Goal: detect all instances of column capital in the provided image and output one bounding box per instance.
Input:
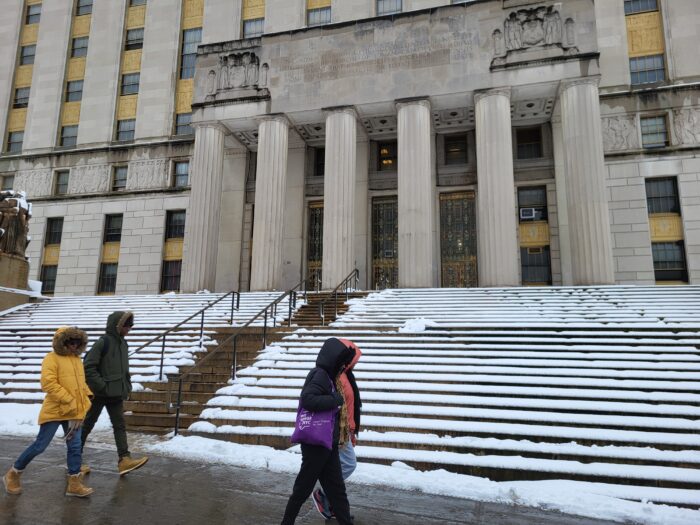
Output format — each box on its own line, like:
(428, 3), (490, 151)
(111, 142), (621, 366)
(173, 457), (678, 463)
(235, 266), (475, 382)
(474, 87), (511, 104)
(395, 97), (431, 112)
(322, 105), (358, 119)
(256, 113), (291, 127)
(191, 121), (229, 135)
(559, 76), (601, 95)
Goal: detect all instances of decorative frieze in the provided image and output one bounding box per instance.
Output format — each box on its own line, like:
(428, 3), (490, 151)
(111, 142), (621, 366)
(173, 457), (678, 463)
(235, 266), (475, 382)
(203, 47), (270, 104)
(14, 169), (52, 198)
(68, 165), (110, 195)
(673, 108), (700, 146)
(126, 159), (170, 191)
(602, 116), (639, 152)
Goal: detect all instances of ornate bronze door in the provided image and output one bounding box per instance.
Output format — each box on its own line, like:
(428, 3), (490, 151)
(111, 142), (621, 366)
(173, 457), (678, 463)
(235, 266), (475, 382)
(372, 196), (398, 289)
(306, 202), (323, 290)
(440, 191), (477, 287)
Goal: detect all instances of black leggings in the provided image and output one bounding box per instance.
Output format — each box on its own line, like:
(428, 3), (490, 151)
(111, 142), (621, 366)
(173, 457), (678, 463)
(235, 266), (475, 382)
(281, 443), (352, 525)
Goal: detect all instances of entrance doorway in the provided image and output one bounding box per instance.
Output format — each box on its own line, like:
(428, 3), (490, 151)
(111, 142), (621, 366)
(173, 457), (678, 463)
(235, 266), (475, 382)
(306, 202), (323, 290)
(372, 196), (398, 289)
(440, 191), (477, 287)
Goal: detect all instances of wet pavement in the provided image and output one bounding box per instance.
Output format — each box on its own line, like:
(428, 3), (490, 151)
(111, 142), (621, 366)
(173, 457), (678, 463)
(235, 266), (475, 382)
(0, 435), (621, 525)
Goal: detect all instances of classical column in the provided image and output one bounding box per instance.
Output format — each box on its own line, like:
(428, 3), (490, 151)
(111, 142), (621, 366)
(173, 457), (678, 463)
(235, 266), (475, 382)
(551, 110), (574, 285)
(250, 115), (289, 291)
(559, 77), (615, 284)
(397, 98), (436, 288)
(474, 88), (520, 287)
(181, 123), (226, 292)
(322, 107), (357, 289)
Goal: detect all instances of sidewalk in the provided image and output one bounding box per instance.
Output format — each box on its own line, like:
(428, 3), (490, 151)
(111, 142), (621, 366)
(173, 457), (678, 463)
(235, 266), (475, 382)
(0, 436), (620, 525)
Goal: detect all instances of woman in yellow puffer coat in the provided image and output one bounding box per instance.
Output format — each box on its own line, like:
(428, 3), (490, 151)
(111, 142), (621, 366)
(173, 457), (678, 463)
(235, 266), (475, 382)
(2, 326), (95, 498)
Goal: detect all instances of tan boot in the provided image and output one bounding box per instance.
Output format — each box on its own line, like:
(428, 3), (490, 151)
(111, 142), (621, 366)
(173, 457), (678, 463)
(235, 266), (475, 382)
(117, 455), (148, 476)
(65, 473), (93, 497)
(3, 467), (22, 495)
(80, 464), (91, 475)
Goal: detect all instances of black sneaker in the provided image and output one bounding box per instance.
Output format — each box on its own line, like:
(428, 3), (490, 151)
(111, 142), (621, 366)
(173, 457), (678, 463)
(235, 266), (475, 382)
(312, 489), (333, 520)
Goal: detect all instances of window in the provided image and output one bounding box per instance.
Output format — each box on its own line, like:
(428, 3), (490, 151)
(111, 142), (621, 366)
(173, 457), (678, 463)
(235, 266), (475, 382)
(40, 265), (57, 295)
(165, 210), (186, 239)
(518, 186), (548, 222)
(45, 217), (63, 245)
(60, 126), (78, 147)
(130, 0), (147, 5)
(71, 37), (88, 58)
(13, 87), (30, 108)
(652, 241), (688, 282)
(26, 3), (41, 24)
(175, 113), (193, 135)
(103, 214), (123, 243)
(112, 166), (128, 191)
(645, 177), (680, 214)
(173, 161), (189, 187)
(243, 18), (264, 38)
(98, 263), (118, 294)
(521, 246), (552, 285)
(179, 28), (202, 79)
(444, 134), (467, 165)
(624, 0), (657, 15)
(630, 54), (665, 85)
(377, 141), (397, 171)
(377, 0), (402, 15)
(7, 132), (23, 153)
(116, 119), (135, 141)
(20, 45), (36, 65)
(65, 80), (83, 102)
(120, 73), (140, 95)
(54, 171), (69, 195)
(2, 175), (14, 190)
(516, 127), (543, 159)
(313, 148), (325, 177)
(160, 260), (182, 292)
(76, 0), (92, 16)
(307, 7), (331, 26)
(125, 28), (144, 51)
(640, 115), (668, 148)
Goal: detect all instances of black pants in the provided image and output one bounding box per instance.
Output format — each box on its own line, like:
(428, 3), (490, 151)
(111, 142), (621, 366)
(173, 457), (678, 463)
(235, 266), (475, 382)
(81, 396), (129, 459)
(281, 443), (352, 525)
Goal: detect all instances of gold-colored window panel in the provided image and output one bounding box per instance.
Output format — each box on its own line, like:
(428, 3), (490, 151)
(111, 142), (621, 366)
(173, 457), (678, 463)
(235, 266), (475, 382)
(61, 102), (81, 126)
(7, 109), (27, 133)
(20, 24), (38, 45)
(117, 95), (138, 119)
(66, 57), (86, 81)
(307, 0), (331, 9)
(175, 79), (194, 113)
(121, 50), (142, 74)
(43, 245), (61, 266)
(15, 65), (33, 88)
(519, 221), (550, 248)
(183, 0), (204, 29)
(242, 0), (265, 21)
(649, 213), (684, 242)
(27, 0), (41, 5)
(626, 12), (665, 58)
(72, 15), (91, 38)
(163, 239), (184, 261)
(127, 5), (147, 29)
(101, 242), (121, 264)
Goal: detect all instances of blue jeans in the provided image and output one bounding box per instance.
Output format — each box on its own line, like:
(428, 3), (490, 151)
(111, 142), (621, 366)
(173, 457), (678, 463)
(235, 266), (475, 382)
(318, 441), (356, 512)
(14, 421), (83, 475)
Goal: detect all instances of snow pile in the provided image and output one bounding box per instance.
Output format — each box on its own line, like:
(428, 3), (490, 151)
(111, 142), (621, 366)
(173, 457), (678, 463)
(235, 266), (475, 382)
(398, 317), (438, 333)
(0, 403), (111, 437)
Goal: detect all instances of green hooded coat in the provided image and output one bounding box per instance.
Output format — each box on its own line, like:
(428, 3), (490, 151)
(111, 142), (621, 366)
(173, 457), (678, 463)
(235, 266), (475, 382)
(83, 311), (133, 400)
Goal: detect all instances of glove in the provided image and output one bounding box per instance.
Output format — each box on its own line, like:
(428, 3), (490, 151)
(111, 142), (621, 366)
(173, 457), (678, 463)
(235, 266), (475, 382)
(333, 392), (344, 407)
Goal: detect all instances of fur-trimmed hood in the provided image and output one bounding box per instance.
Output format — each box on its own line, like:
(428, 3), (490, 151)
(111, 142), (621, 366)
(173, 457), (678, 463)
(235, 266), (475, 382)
(106, 311), (134, 337)
(52, 326), (88, 356)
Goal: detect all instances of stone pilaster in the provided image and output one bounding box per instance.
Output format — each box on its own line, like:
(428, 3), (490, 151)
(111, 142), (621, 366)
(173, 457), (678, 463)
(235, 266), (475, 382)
(551, 110), (574, 286)
(397, 98), (436, 288)
(250, 115), (289, 291)
(322, 107), (357, 289)
(559, 77), (615, 284)
(181, 123), (226, 292)
(474, 88), (520, 287)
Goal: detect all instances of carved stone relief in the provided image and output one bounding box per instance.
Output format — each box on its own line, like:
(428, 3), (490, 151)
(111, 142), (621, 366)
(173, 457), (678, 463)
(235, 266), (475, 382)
(673, 108), (700, 145)
(14, 169), (52, 198)
(601, 116), (639, 152)
(126, 159), (169, 191)
(0, 190), (31, 259)
(206, 51), (269, 101)
(68, 165), (110, 194)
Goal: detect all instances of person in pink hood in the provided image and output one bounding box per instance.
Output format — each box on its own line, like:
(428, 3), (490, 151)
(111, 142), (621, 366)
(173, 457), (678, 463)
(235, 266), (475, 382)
(312, 339), (362, 520)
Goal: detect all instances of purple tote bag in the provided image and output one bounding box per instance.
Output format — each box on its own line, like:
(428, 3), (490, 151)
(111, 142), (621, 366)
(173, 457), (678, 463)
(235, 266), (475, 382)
(290, 371), (338, 450)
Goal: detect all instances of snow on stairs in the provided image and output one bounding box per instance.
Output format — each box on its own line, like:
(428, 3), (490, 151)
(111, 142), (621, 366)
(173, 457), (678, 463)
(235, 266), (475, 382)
(290, 291), (370, 327)
(186, 286), (700, 507)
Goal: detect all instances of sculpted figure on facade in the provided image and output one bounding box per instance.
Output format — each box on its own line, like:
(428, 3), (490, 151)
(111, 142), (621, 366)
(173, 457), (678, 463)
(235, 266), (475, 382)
(69, 165), (110, 194)
(206, 50), (269, 99)
(544, 8), (562, 45)
(0, 191), (31, 259)
(602, 116), (637, 152)
(218, 55), (230, 90)
(14, 169), (52, 198)
(673, 108), (700, 145)
(499, 5), (569, 55)
(127, 159), (169, 190)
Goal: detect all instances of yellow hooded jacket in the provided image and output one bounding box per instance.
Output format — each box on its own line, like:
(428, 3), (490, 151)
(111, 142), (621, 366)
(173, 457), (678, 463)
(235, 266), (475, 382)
(38, 326), (92, 425)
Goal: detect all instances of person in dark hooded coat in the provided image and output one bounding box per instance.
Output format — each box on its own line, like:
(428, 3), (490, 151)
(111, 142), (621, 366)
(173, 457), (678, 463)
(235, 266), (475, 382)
(281, 338), (355, 525)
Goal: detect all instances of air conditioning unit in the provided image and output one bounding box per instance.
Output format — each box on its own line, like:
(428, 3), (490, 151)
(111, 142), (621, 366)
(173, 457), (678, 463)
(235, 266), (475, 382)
(520, 207), (536, 220)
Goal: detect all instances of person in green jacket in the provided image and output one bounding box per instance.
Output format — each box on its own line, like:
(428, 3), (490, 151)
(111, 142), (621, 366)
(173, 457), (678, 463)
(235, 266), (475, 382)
(81, 311), (148, 476)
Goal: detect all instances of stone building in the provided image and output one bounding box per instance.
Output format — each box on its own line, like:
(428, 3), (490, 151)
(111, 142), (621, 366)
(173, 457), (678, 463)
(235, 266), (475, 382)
(0, 0), (698, 295)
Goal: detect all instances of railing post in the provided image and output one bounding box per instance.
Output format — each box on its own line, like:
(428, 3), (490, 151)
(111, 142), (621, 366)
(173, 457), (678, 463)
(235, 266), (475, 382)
(288, 292), (293, 327)
(200, 309), (205, 345)
(159, 335), (166, 381)
(334, 289), (338, 318)
(231, 335), (238, 381)
(173, 377), (183, 437)
(320, 301), (325, 327)
(230, 292), (235, 324)
(263, 309), (268, 349)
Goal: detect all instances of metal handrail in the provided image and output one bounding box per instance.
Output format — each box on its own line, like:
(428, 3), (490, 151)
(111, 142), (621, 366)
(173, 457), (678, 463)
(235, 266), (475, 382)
(128, 291), (240, 381)
(170, 279), (310, 435)
(319, 269), (360, 326)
